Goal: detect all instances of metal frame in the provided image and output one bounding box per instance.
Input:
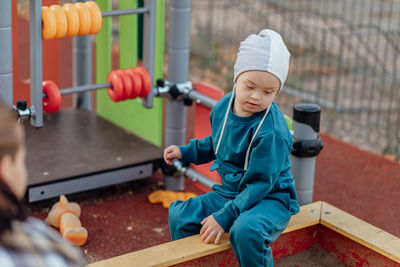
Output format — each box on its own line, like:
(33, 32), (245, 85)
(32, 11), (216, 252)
(29, 0), (42, 127)
(60, 83), (112, 96)
(142, 0), (157, 108)
(28, 163), (153, 202)
(29, 0), (158, 127)
(102, 8), (149, 17)
(164, 0), (192, 190)
(0, 0), (13, 107)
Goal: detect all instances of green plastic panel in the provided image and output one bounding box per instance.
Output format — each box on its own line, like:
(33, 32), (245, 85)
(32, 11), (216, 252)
(95, 0), (164, 147)
(284, 114), (293, 131)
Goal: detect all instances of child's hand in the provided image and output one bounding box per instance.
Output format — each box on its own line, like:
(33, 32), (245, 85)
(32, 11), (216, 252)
(163, 145), (182, 165)
(200, 215), (224, 244)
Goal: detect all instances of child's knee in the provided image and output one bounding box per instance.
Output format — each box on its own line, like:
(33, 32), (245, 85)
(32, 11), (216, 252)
(168, 201), (179, 221)
(229, 218), (262, 245)
(168, 200), (183, 226)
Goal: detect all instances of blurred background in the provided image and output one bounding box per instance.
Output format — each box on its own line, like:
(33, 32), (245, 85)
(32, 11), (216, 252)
(175, 0), (400, 160)
(16, 0), (400, 159)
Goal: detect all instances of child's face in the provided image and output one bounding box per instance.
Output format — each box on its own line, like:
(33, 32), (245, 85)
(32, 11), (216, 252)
(0, 127), (27, 199)
(233, 70), (280, 117)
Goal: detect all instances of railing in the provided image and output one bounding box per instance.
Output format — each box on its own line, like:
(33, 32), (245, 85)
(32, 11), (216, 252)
(174, 0), (400, 159)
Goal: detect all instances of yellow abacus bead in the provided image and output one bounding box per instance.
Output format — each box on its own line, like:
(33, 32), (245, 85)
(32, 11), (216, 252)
(85, 1), (102, 34)
(75, 2), (91, 36)
(62, 3), (79, 37)
(42, 6), (57, 40)
(50, 5), (67, 39)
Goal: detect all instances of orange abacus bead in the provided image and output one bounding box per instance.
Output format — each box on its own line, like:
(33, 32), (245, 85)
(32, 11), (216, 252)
(134, 66), (152, 97)
(85, 1), (102, 34)
(42, 6), (57, 40)
(42, 80), (61, 113)
(75, 2), (91, 36)
(63, 4), (80, 37)
(116, 70), (133, 101)
(125, 69), (142, 99)
(106, 71), (123, 102)
(50, 5), (68, 39)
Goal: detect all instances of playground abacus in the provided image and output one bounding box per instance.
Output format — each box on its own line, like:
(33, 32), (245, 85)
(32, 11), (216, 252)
(42, 66), (151, 113)
(12, 0), (157, 128)
(42, 2), (102, 40)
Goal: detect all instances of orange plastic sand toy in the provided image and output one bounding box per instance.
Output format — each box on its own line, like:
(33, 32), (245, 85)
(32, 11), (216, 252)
(45, 195), (88, 246)
(148, 190), (197, 208)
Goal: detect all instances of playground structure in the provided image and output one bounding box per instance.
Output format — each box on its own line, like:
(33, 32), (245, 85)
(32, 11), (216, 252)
(1, 0), (323, 204)
(3, 0), (165, 202)
(2, 0), (400, 266)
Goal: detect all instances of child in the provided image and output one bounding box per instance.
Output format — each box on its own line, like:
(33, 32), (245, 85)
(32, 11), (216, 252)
(164, 29), (300, 266)
(0, 100), (85, 267)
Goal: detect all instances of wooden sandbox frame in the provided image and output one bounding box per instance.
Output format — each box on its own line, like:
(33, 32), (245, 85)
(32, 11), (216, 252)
(88, 201), (400, 267)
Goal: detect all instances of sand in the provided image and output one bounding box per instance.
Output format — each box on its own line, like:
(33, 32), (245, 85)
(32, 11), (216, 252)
(275, 244), (347, 267)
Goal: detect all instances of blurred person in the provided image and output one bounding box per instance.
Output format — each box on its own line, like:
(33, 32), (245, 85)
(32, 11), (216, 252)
(0, 100), (85, 267)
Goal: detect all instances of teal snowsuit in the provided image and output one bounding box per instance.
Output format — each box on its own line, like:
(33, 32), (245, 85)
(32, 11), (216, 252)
(169, 92), (300, 266)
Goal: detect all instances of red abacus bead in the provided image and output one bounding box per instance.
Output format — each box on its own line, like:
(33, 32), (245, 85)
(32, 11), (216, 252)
(134, 66), (152, 97)
(42, 80), (61, 113)
(125, 68), (142, 99)
(106, 70), (123, 102)
(116, 70), (132, 101)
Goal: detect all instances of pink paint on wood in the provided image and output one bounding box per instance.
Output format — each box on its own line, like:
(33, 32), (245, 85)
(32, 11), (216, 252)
(272, 225), (320, 259)
(319, 226), (399, 267)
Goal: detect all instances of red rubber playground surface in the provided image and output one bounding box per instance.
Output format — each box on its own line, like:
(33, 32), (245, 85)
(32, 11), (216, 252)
(28, 132), (400, 264)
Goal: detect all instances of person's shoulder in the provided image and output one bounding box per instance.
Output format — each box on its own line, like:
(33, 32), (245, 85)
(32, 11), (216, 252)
(16, 217), (65, 242)
(0, 217), (84, 266)
(213, 91), (231, 112)
(260, 103), (292, 144)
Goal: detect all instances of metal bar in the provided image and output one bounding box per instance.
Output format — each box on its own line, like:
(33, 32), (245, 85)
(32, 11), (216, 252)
(141, 0), (156, 108)
(59, 82), (111, 96)
(187, 90), (217, 109)
(0, 0), (13, 107)
(101, 8), (149, 17)
(30, 0), (43, 127)
(172, 160), (217, 189)
(28, 163), (153, 202)
(73, 33), (92, 110)
(184, 168), (217, 189)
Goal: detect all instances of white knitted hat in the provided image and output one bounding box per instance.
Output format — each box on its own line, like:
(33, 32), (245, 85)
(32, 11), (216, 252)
(233, 29), (290, 91)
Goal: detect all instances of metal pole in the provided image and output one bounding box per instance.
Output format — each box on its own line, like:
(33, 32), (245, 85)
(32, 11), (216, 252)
(30, 0), (43, 127)
(173, 160), (218, 189)
(291, 103), (323, 205)
(184, 168), (218, 189)
(0, 0), (13, 107)
(74, 0), (92, 110)
(164, 0), (191, 190)
(59, 82), (111, 96)
(187, 91), (217, 109)
(102, 8), (149, 17)
(74, 34), (92, 110)
(142, 0), (157, 108)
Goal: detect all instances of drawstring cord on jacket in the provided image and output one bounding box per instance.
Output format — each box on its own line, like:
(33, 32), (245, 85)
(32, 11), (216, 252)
(215, 85), (271, 170)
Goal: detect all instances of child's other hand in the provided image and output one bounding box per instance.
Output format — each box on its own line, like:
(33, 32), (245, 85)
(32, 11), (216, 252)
(200, 215), (224, 244)
(163, 145), (182, 165)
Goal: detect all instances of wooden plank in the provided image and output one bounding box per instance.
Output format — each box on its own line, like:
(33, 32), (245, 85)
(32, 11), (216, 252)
(320, 201), (400, 263)
(319, 226), (400, 267)
(87, 201), (322, 267)
(283, 201), (321, 233)
(87, 234), (232, 267)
